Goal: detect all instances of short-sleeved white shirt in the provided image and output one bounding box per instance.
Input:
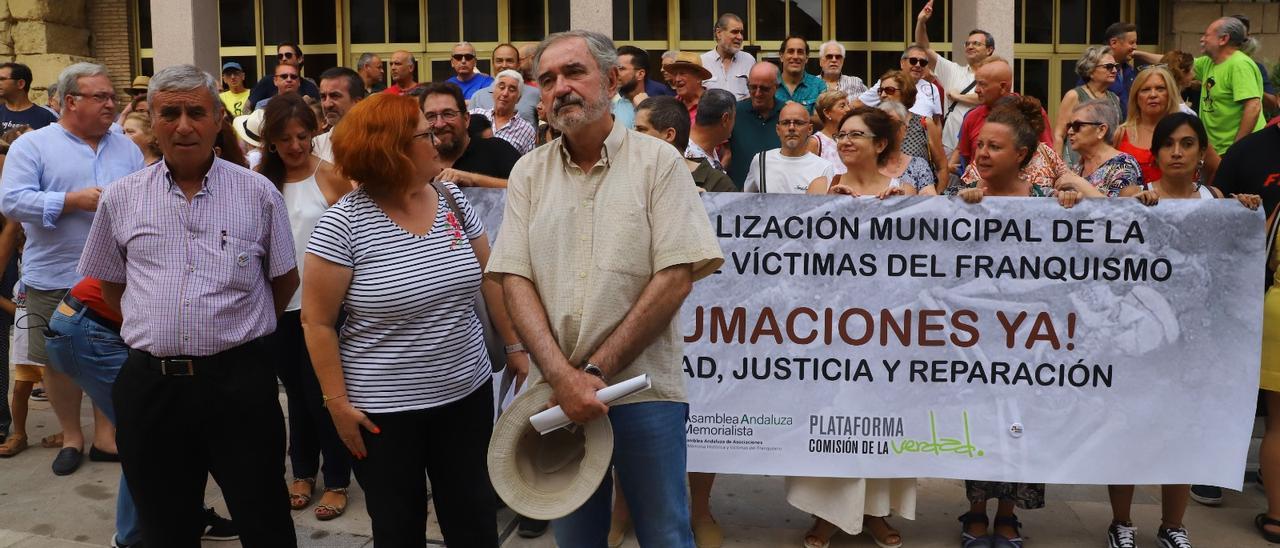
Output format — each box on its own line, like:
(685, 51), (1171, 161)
(931, 56), (978, 154)
(743, 150), (835, 194)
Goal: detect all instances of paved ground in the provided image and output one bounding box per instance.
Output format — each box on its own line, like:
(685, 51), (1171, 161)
(1, 388), (1278, 547)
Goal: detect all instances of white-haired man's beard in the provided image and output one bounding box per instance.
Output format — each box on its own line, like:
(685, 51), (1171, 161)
(548, 85), (612, 133)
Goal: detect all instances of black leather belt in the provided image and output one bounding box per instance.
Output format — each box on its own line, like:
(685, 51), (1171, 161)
(136, 338), (264, 376)
(62, 295), (121, 334)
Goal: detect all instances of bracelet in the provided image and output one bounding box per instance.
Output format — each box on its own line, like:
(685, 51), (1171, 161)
(322, 393), (348, 406)
(505, 342), (527, 354)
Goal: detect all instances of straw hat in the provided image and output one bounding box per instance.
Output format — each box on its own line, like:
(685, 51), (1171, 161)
(487, 382), (614, 520)
(232, 109), (266, 148)
(126, 75), (150, 94)
(665, 51), (713, 81)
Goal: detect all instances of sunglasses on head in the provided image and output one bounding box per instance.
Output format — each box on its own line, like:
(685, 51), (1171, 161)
(452, 53), (476, 61)
(906, 57), (929, 67)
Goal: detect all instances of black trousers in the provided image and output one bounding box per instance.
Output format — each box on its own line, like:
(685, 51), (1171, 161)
(353, 380), (498, 548)
(270, 310), (351, 488)
(113, 340), (296, 548)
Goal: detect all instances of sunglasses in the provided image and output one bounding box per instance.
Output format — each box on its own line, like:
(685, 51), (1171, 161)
(452, 53), (476, 61)
(275, 73), (300, 81)
(878, 86), (901, 95)
(905, 58), (929, 67)
(278, 51), (296, 60)
(1065, 120), (1105, 133)
(747, 84), (775, 93)
(1097, 63), (1120, 72)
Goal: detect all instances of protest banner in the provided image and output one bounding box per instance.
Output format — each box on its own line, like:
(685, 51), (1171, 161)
(466, 189), (1265, 489)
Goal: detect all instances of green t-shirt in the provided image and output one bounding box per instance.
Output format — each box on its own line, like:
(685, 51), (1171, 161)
(1194, 50), (1265, 154)
(220, 89), (250, 117)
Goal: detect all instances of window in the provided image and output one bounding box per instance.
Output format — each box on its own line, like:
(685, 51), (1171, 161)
(427, 0), (460, 43)
(390, 0), (422, 43)
(219, 0), (255, 47)
(261, 0), (299, 47)
(463, 0), (500, 42)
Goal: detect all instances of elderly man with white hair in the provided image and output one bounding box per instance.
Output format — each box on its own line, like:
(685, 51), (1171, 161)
(817, 40), (867, 103)
(469, 69), (537, 154)
(1194, 15), (1265, 154)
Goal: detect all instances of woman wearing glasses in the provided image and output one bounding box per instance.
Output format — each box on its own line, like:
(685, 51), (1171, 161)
(302, 93), (515, 547)
(876, 70), (947, 186)
(1062, 100), (1143, 197)
(1055, 46), (1122, 169)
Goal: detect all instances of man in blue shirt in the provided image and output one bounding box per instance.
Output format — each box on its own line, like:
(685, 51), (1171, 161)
(0, 62), (143, 478)
(730, 62), (784, 187)
(0, 63), (58, 132)
(775, 35), (825, 113)
(446, 42), (494, 101)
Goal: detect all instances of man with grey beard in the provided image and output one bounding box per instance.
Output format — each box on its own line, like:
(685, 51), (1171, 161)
(487, 30), (723, 547)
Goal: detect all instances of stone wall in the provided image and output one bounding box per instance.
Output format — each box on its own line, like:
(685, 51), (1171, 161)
(1170, 1), (1280, 81)
(0, 0), (133, 106)
(89, 0), (136, 94)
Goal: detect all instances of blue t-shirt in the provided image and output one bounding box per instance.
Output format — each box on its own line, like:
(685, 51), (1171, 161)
(447, 73), (495, 100)
(0, 103), (58, 133)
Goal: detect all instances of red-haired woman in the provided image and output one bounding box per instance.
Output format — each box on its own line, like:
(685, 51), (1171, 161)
(300, 93), (523, 547)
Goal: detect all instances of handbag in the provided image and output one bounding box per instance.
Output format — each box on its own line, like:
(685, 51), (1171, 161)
(431, 181), (506, 374)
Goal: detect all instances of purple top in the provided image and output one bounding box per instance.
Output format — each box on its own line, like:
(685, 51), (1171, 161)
(78, 158), (296, 357)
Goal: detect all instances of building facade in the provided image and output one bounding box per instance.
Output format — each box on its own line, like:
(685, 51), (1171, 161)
(1, 1), (1277, 116)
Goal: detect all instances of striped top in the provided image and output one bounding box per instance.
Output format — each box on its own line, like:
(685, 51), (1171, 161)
(305, 183), (490, 413)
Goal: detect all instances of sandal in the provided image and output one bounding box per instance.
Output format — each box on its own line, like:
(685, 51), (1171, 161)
(0, 433), (28, 458)
(992, 514), (1024, 548)
(1256, 513), (1280, 542)
(289, 478), (316, 510)
(958, 512), (993, 548)
(864, 515), (903, 548)
(314, 488), (348, 521)
(41, 432), (63, 448)
(802, 517), (836, 548)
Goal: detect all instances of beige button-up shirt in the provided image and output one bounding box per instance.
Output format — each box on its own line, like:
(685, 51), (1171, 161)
(487, 122), (724, 405)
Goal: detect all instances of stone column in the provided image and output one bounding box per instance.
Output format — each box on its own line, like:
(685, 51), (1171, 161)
(951, 0), (1015, 64)
(570, 0), (612, 38)
(150, 0), (219, 77)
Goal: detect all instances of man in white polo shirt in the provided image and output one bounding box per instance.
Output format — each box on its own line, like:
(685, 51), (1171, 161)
(915, 0), (994, 156)
(744, 102), (833, 194)
(701, 13), (754, 101)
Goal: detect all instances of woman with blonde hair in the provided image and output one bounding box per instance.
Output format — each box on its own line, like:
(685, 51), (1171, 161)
(808, 89), (851, 175)
(121, 112), (162, 165)
(1113, 66), (1205, 185)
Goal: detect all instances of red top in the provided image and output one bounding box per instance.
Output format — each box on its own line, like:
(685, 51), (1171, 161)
(956, 94), (1054, 161)
(1115, 130), (1161, 184)
(69, 277), (123, 325)
(383, 83), (419, 96)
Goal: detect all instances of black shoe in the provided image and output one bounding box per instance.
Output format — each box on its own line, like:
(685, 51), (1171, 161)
(1189, 484), (1222, 506)
(30, 388), (47, 401)
(202, 507), (239, 541)
(51, 447), (82, 475)
(1156, 525), (1194, 548)
(517, 516), (549, 538)
(89, 446), (120, 462)
(1107, 521), (1137, 548)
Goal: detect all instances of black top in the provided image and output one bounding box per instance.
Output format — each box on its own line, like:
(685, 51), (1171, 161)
(1, 104), (58, 132)
(452, 136), (521, 179)
(1215, 124), (1280, 217)
(245, 75), (320, 113)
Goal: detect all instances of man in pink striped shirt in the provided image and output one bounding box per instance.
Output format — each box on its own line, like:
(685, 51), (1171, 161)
(78, 64), (299, 548)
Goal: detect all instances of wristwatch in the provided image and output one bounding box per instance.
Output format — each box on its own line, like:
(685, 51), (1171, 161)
(504, 342), (527, 354)
(582, 362), (607, 382)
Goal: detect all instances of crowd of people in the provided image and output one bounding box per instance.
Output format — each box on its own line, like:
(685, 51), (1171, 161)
(0, 2), (1279, 547)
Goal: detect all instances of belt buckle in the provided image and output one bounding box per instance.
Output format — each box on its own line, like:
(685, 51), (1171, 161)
(161, 359), (195, 376)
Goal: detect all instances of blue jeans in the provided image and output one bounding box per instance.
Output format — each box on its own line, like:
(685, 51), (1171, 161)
(44, 303), (141, 545)
(553, 401), (694, 548)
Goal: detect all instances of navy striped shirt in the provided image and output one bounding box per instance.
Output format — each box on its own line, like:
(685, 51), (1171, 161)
(306, 183), (490, 413)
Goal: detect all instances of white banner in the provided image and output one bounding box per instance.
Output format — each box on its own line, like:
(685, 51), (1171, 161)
(466, 190), (1265, 489)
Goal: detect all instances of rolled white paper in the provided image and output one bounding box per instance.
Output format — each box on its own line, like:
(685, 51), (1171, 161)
(529, 374), (652, 434)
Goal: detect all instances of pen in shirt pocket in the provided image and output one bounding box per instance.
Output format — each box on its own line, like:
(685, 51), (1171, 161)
(221, 230), (227, 250)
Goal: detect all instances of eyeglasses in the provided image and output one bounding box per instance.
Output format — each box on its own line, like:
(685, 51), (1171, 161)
(1065, 120), (1105, 133)
(0, 77), (11, 81)
(835, 130), (875, 141)
(823, 54), (843, 61)
(452, 53), (477, 61)
(278, 51), (296, 60)
(413, 131), (438, 145)
(964, 40), (989, 48)
(275, 73), (300, 81)
(778, 119), (809, 128)
(424, 110), (462, 124)
(878, 86), (901, 95)
(69, 92), (117, 103)
(1097, 63), (1120, 72)
(905, 58), (929, 67)
(747, 84), (775, 93)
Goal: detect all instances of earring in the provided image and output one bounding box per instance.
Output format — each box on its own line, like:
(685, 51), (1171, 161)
(268, 144), (277, 153)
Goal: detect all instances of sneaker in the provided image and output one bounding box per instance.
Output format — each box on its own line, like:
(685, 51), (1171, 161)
(111, 534), (144, 547)
(30, 388), (47, 401)
(1189, 485), (1222, 506)
(201, 507), (238, 541)
(1156, 526), (1193, 548)
(517, 516), (549, 538)
(1107, 522), (1137, 548)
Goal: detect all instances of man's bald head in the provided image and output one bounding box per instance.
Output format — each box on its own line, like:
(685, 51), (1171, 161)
(973, 56), (1012, 106)
(747, 62), (780, 113)
(749, 61), (780, 82)
(779, 101), (808, 120)
(390, 49), (416, 87)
